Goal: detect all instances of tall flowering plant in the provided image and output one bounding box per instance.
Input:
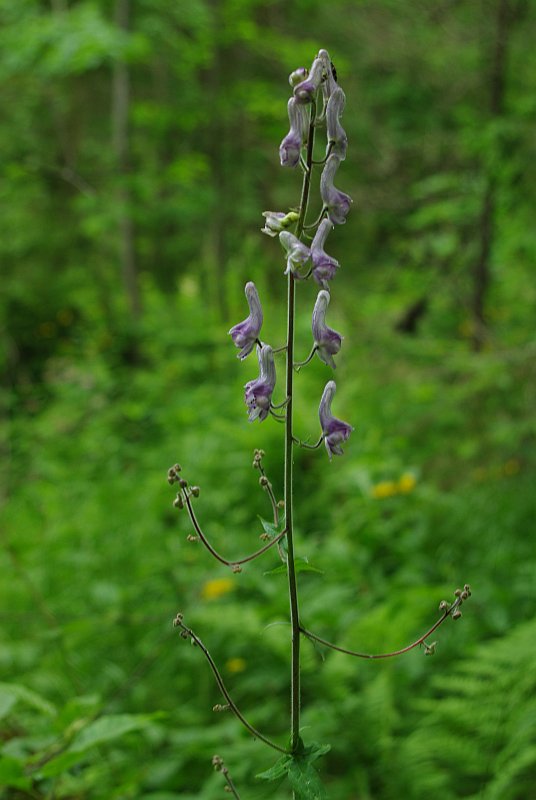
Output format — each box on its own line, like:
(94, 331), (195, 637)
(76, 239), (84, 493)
(167, 50), (471, 799)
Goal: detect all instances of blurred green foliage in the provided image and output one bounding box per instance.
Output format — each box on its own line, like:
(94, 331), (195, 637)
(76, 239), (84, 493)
(1, 0), (535, 798)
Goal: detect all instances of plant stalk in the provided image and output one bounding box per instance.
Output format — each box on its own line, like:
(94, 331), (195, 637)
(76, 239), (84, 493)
(285, 100), (317, 753)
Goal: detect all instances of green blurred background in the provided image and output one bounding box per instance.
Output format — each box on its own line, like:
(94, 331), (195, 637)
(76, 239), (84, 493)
(1, 1), (535, 798)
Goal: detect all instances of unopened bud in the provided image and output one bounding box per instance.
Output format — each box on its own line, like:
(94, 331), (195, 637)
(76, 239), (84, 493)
(186, 534), (198, 542)
(464, 583), (472, 595)
(461, 590), (469, 600)
(277, 500), (285, 509)
(224, 787), (232, 793)
(180, 630), (189, 639)
(454, 588), (462, 597)
(452, 609), (462, 620)
(190, 486), (200, 497)
(173, 495), (184, 509)
(212, 755), (224, 771)
(439, 600), (448, 611)
(289, 67), (308, 87)
(231, 564), (242, 574)
(259, 476), (269, 487)
(179, 477), (188, 489)
(173, 463), (182, 472)
(167, 476), (176, 485)
(173, 613), (184, 626)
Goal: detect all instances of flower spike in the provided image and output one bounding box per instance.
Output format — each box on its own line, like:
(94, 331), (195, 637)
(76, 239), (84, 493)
(228, 282), (263, 360)
(244, 344), (276, 422)
(320, 154), (352, 224)
(319, 380), (353, 458)
(312, 290), (343, 369)
(310, 219), (340, 287)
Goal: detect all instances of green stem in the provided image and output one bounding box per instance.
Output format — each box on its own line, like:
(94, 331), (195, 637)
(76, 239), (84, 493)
(285, 99), (317, 753)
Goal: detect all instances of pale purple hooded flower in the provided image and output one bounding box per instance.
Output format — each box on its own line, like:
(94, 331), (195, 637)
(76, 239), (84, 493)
(312, 290), (343, 369)
(320, 154), (352, 224)
(326, 87), (347, 160)
(319, 380), (353, 459)
(318, 49), (338, 119)
(310, 218), (339, 287)
(279, 231), (311, 277)
(293, 56), (325, 104)
(244, 344), (276, 422)
(280, 98), (309, 168)
(261, 210), (299, 237)
(228, 282), (263, 359)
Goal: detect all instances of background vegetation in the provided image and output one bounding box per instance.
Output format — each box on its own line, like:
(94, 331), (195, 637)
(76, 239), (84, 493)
(1, 0), (535, 797)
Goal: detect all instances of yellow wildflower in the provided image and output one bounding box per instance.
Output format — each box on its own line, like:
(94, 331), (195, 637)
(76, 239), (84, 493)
(371, 480), (398, 499)
(397, 473), (417, 493)
(201, 577), (235, 601)
(225, 658), (247, 674)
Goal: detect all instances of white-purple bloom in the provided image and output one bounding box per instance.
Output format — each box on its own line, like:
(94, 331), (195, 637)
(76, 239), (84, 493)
(228, 282), (263, 360)
(244, 344), (276, 422)
(326, 87), (347, 160)
(280, 98), (309, 168)
(279, 231), (311, 277)
(310, 218), (340, 287)
(320, 154), (352, 225)
(312, 290), (343, 369)
(261, 210), (299, 237)
(319, 380), (353, 459)
(293, 56), (325, 104)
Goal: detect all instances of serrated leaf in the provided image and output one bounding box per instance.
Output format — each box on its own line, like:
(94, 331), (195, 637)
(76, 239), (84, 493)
(0, 682), (56, 717)
(264, 557), (324, 577)
(287, 758), (327, 800)
(256, 754), (292, 781)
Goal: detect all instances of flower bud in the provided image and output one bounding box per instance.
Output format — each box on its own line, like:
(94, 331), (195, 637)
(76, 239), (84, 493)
(452, 609), (462, 620)
(289, 67), (308, 87)
(190, 486), (200, 497)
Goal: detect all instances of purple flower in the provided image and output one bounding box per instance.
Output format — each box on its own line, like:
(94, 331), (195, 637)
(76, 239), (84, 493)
(280, 98), (309, 168)
(244, 344), (276, 422)
(319, 380), (353, 459)
(261, 210), (299, 237)
(228, 282), (263, 360)
(320, 154), (352, 225)
(326, 87), (347, 160)
(279, 231), (311, 277)
(312, 290), (343, 369)
(293, 56), (325, 104)
(310, 218), (340, 287)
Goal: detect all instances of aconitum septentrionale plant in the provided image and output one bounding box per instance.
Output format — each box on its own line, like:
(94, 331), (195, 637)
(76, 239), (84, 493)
(167, 49), (471, 799)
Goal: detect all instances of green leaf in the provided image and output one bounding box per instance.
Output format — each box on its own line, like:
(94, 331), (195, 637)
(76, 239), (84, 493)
(256, 754), (293, 782)
(258, 515), (285, 537)
(264, 557), (324, 576)
(39, 714), (158, 777)
(0, 682), (56, 717)
(287, 758), (327, 800)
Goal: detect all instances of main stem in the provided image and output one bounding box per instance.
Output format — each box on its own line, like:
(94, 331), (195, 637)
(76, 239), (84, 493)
(285, 101), (316, 753)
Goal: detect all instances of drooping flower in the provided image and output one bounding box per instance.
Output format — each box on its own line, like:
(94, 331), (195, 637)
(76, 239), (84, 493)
(326, 86), (347, 160)
(319, 380), (353, 459)
(280, 98), (309, 168)
(244, 344), (276, 422)
(310, 218), (340, 287)
(293, 56), (325, 104)
(312, 290), (343, 369)
(320, 154), (352, 224)
(279, 231), (311, 277)
(228, 282), (263, 359)
(261, 210), (299, 237)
